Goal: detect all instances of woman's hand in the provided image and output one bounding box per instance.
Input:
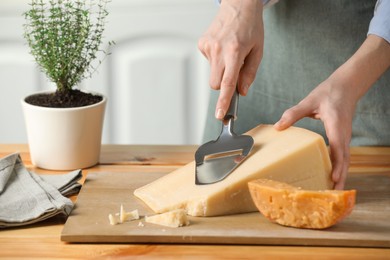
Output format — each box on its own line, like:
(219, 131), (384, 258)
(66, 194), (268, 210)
(274, 77), (357, 190)
(274, 35), (390, 190)
(198, 0), (264, 119)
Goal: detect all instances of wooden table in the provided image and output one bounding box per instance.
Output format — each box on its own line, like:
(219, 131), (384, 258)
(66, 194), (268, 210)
(0, 144), (389, 259)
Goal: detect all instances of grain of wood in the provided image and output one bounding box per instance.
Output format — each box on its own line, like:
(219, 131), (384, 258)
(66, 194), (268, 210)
(1, 145), (389, 259)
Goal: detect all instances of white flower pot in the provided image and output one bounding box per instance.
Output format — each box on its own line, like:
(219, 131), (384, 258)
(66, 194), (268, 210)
(21, 91), (106, 170)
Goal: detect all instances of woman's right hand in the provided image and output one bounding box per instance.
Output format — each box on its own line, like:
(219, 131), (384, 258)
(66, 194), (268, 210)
(198, 0), (264, 120)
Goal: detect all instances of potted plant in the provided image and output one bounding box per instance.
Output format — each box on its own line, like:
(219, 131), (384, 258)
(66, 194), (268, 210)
(21, 0), (113, 170)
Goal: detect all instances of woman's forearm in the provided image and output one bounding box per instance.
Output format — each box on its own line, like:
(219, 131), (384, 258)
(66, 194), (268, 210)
(330, 35), (390, 101)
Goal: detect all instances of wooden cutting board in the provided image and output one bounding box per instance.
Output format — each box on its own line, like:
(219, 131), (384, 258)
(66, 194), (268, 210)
(61, 171), (390, 247)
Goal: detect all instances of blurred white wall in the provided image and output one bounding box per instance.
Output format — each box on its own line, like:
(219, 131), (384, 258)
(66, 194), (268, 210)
(0, 0), (217, 145)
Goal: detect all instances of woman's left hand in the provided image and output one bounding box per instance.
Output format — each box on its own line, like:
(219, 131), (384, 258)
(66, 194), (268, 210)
(274, 76), (357, 190)
(274, 34), (390, 190)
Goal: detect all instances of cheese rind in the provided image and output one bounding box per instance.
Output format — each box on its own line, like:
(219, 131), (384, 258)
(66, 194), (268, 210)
(134, 125), (333, 217)
(248, 179), (356, 229)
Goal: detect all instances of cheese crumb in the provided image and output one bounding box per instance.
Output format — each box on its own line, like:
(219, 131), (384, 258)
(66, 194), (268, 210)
(109, 204), (141, 226)
(124, 209), (140, 222)
(145, 209), (190, 228)
(108, 214), (118, 225)
(119, 205), (140, 223)
(120, 204), (125, 223)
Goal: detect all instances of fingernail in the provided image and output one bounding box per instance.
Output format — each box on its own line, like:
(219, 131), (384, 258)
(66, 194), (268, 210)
(332, 172), (340, 182)
(274, 120), (284, 129)
(216, 108), (224, 119)
(243, 84), (249, 96)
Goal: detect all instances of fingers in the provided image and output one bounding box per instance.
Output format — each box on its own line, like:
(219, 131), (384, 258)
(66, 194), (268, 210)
(198, 0), (264, 120)
(215, 56), (242, 119)
(323, 115), (351, 190)
(329, 141), (350, 190)
(274, 100), (314, 130)
(214, 46), (263, 119)
(202, 40), (224, 91)
(209, 58), (224, 91)
(197, 36), (209, 60)
(273, 95), (351, 190)
(238, 47), (263, 96)
(199, 36), (243, 119)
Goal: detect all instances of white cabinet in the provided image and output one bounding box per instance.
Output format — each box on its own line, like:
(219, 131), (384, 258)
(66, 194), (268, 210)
(0, 0), (216, 145)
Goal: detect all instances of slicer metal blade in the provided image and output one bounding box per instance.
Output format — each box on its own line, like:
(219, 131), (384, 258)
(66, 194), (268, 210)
(195, 91), (254, 185)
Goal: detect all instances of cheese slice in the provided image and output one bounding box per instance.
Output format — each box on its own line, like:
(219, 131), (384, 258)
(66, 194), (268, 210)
(134, 125), (333, 217)
(145, 209), (190, 228)
(248, 179), (356, 229)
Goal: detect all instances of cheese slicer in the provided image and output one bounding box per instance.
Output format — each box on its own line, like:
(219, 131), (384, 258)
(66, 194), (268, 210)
(195, 90), (254, 185)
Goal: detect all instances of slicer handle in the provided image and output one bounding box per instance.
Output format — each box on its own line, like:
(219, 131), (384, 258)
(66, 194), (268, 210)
(224, 90), (239, 120)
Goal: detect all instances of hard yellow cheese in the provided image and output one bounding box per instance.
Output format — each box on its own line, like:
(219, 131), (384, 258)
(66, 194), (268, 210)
(134, 125), (333, 217)
(248, 179), (356, 229)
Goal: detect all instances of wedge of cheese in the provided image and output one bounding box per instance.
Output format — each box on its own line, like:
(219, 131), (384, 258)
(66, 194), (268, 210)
(134, 124), (333, 217)
(248, 179), (356, 229)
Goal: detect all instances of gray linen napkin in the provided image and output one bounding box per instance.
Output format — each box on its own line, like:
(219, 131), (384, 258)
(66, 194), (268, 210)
(39, 171), (82, 196)
(0, 153), (82, 228)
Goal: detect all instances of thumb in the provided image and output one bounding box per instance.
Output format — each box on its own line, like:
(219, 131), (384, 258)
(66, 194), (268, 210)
(274, 103), (311, 130)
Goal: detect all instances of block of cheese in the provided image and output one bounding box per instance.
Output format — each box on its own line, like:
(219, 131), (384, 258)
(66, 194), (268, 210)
(134, 124), (333, 217)
(248, 179), (356, 229)
(145, 209), (190, 228)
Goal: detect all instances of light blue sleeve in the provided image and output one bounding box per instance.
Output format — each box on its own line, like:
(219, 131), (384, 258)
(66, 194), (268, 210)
(368, 0), (390, 43)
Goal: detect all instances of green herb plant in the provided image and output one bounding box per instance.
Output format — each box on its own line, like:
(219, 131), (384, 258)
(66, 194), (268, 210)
(24, 0), (113, 93)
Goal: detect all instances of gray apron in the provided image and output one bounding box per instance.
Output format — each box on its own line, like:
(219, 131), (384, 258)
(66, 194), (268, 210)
(203, 0), (390, 146)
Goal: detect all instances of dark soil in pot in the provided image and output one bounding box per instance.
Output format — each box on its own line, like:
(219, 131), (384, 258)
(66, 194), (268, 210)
(25, 89), (103, 108)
